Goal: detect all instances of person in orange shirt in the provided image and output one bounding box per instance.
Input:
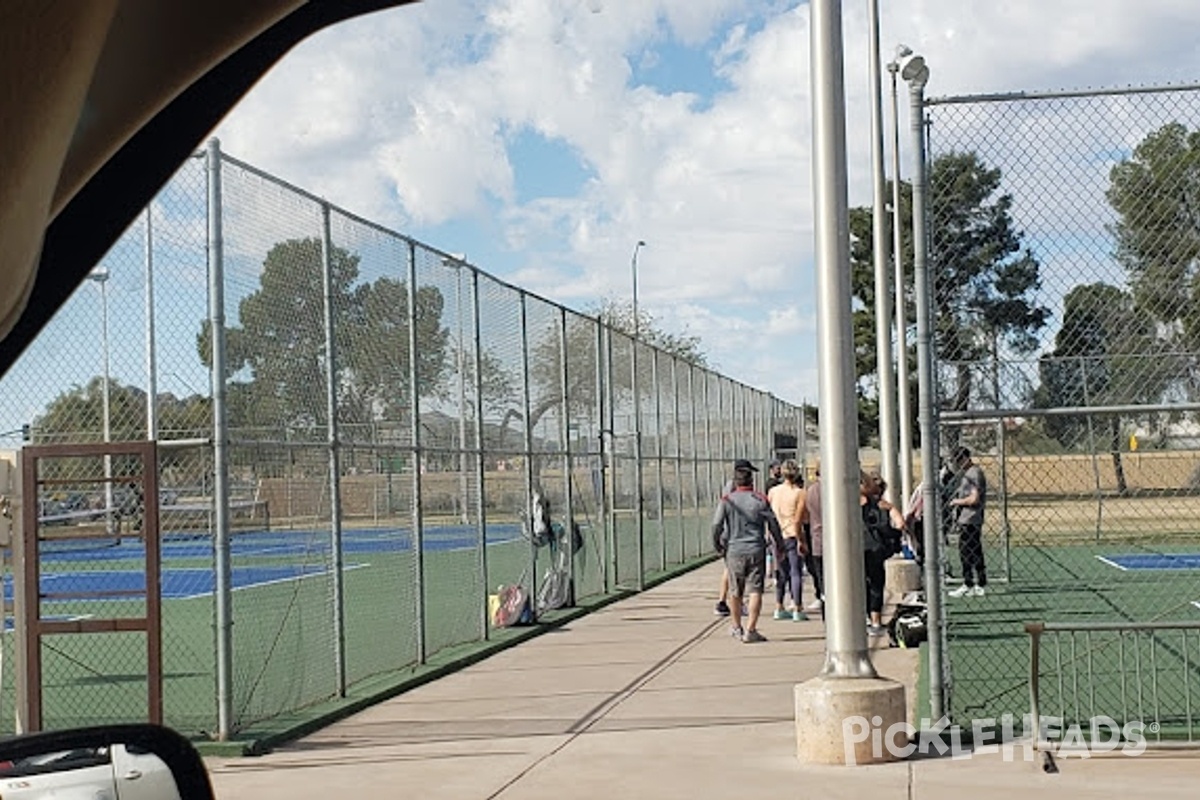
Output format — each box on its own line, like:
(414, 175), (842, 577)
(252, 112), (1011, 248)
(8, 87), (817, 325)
(767, 459), (809, 621)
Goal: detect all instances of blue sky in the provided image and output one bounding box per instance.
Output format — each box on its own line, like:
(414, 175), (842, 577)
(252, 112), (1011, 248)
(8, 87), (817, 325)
(3, 0), (1200, 440)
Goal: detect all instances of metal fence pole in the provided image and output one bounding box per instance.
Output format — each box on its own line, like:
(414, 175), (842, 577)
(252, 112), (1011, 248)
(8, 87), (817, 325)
(144, 205), (158, 440)
(688, 365), (701, 556)
(406, 241), (426, 664)
(454, 265), (470, 526)
(558, 309), (575, 602)
(889, 60), (914, 506)
(810, 0), (874, 679)
(907, 61), (945, 718)
(519, 294), (538, 605)
(652, 350), (666, 572)
(320, 204), (346, 697)
(595, 322), (611, 594)
(630, 336), (645, 591)
(702, 370), (714, 503)
(672, 358), (685, 564)
(206, 138), (234, 738)
(471, 270), (489, 638)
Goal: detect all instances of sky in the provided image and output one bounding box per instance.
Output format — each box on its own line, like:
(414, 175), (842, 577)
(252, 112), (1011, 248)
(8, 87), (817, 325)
(4, 0), (1200, 442)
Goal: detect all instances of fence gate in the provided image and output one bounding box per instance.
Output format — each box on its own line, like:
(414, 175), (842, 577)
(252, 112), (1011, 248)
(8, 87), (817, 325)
(15, 441), (161, 732)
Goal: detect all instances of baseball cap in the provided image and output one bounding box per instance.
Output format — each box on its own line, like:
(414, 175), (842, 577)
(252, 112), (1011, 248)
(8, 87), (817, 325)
(733, 458), (758, 472)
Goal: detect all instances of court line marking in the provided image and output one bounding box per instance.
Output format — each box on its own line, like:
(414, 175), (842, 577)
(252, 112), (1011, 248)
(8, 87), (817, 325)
(175, 562), (372, 601)
(1095, 555), (1129, 571)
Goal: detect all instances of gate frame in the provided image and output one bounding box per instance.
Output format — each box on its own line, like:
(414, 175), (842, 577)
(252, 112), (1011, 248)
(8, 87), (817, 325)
(15, 440), (161, 732)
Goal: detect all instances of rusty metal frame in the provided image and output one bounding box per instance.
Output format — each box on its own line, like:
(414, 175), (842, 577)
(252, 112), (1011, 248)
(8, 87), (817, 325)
(17, 441), (161, 731)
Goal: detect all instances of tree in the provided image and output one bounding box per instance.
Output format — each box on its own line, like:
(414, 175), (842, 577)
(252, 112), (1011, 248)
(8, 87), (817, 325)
(197, 237), (450, 432)
(1032, 283), (1175, 494)
(850, 153), (1049, 445)
(1107, 122), (1200, 393)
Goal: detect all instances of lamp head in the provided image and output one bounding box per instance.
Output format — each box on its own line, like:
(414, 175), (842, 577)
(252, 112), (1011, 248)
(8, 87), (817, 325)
(901, 54), (929, 89)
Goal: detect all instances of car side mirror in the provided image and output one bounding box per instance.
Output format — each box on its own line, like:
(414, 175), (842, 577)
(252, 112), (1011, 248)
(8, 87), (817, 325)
(0, 724), (213, 800)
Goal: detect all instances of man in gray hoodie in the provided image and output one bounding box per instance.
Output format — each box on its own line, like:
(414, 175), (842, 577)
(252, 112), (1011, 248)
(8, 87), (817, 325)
(712, 459), (784, 643)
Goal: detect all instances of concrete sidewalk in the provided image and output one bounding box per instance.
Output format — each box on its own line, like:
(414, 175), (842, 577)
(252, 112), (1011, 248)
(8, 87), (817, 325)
(206, 563), (1198, 799)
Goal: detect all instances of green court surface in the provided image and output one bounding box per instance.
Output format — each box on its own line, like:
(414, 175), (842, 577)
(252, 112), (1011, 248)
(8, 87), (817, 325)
(1, 509), (714, 739)
(945, 540), (1200, 737)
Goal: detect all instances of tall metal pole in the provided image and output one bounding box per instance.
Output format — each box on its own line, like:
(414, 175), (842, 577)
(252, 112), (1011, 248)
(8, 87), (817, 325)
(206, 138), (234, 738)
(672, 357), (685, 564)
(519, 294), (539, 605)
(907, 57), (945, 718)
(868, 0), (899, 506)
(90, 270), (114, 536)
(652, 349), (666, 572)
(889, 55), (915, 506)
(630, 242), (646, 590)
(558, 309), (575, 602)
(145, 206), (158, 441)
(810, 0), (874, 679)
(472, 270), (489, 637)
(595, 322), (611, 593)
(452, 260), (470, 526)
(320, 204), (346, 697)
(406, 241), (427, 664)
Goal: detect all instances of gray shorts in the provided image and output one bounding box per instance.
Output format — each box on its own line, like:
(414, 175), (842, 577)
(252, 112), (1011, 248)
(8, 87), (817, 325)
(726, 551), (766, 597)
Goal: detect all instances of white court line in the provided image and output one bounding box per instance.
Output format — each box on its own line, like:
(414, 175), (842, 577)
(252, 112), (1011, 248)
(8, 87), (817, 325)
(1095, 555), (1129, 571)
(175, 562), (371, 601)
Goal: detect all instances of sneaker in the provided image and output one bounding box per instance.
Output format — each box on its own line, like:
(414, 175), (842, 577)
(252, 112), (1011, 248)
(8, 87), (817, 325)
(714, 600), (731, 616)
(773, 609), (789, 620)
(971, 585), (986, 597)
(805, 599), (823, 613)
(742, 629), (767, 644)
(868, 624), (888, 637)
(948, 584), (972, 598)
(792, 610), (809, 622)
(731, 625), (745, 640)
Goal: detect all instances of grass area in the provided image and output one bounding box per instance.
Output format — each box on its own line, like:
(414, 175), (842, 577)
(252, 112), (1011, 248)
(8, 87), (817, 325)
(945, 538), (1200, 735)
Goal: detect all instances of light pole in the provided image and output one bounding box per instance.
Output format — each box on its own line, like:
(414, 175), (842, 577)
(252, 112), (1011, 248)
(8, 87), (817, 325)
(903, 51), (945, 721)
(630, 241), (646, 338)
(889, 45), (915, 506)
(89, 268), (114, 536)
(867, 0), (899, 507)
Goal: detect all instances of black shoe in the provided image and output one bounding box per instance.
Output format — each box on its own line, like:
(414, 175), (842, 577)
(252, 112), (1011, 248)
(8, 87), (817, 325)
(714, 600), (731, 616)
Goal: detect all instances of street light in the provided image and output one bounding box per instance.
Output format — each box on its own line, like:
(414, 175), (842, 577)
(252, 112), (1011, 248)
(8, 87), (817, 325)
(630, 240), (646, 339)
(888, 44), (915, 505)
(88, 268), (114, 536)
(867, 0), (899, 507)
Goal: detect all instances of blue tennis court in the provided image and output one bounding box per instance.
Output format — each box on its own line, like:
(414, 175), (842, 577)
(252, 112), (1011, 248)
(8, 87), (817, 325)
(1097, 553), (1200, 571)
(36, 523), (525, 565)
(3, 563), (368, 603)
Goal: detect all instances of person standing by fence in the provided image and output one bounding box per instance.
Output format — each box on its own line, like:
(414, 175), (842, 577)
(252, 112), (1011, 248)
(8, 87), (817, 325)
(948, 446), (988, 597)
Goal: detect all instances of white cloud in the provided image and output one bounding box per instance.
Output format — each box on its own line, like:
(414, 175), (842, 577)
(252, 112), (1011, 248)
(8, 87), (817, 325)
(214, 0), (1200, 405)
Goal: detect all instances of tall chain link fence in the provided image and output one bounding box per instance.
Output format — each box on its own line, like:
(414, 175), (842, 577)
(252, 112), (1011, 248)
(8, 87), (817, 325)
(926, 85), (1200, 740)
(0, 143), (798, 739)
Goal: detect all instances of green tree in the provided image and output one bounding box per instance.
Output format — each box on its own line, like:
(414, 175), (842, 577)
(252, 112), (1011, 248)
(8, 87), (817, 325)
(1107, 122), (1200, 382)
(197, 237), (450, 431)
(850, 153), (1049, 445)
(1032, 283), (1175, 494)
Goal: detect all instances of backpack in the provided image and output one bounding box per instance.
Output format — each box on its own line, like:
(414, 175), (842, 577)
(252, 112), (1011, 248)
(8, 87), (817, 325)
(887, 591), (928, 649)
(491, 580), (534, 628)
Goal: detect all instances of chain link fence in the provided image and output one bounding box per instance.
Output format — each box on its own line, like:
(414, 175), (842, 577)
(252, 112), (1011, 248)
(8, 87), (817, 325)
(925, 84), (1200, 739)
(0, 143), (798, 739)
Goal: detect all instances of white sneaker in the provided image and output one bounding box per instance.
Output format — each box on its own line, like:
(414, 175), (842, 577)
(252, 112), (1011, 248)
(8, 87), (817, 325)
(948, 584), (972, 598)
(971, 585), (986, 597)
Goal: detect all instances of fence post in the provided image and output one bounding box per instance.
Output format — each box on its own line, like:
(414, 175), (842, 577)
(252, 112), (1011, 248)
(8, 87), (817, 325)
(688, 365), (701, 557)
(206, 138), (234, 739)
(652, 349), (666, 572)
(406, 241), (426, 664)
(558, 308), (575, 602)
(320, 203), (346, 697)
(519, 294), (538, 606)
(471, 269), (488, 639)
(672, 358), (685, 564)
(908, 66), (945, 720)
(595, 321), (610, 594)
(631, 337), (645, 591)
(145, 205), (158, 441)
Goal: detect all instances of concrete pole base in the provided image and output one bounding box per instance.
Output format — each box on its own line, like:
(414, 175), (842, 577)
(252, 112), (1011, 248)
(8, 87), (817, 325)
(795, 676), (907, 765)
(885, 557), (922, 596)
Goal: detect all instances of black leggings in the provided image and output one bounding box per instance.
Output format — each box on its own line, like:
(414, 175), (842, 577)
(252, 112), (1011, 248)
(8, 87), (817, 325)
(957, 523), (987, 587)
(775, 537), (804, 607)
(864, 549), (887, 616)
